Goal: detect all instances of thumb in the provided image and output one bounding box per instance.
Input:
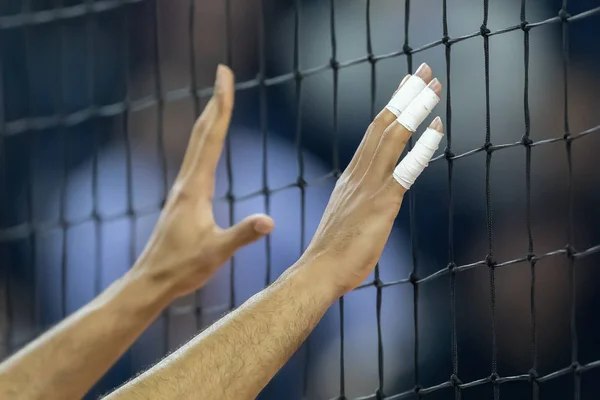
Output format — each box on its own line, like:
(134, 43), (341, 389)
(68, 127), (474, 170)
(219, 214), (274, 252)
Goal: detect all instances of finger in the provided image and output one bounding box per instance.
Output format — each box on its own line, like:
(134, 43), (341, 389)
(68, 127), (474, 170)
(218, 214), (275, 253)
(349, 63), (432, 178)
(373, 116), (443, 178)
(179, 65), (235, 187)
(389, 118), (444, 195)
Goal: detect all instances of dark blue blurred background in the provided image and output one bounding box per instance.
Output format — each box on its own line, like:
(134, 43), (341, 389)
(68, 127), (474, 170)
(2, 0), (600, 399)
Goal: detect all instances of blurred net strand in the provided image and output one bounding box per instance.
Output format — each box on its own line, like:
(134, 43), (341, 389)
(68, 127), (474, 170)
(7, 0), (600, 32)
(6, 299), (232, 355)
(4, 209), (600, 290)
(1, 117), (600, 243)
(258, 0), (272, 290)
(334, 0), (345, 398)
(0, 0), (143, 29)
(120, 0), (137, 345)
(21, 0), (38, 331)
(292, 0), (310, 395)
(0, 5), (11, 356)
(188, 0), (200, 119)
(86, 0), (103, 305)
(55, 0), (69, 323)
(2, 6), (600, 138)
(521, 0), (539, 399)
(85, 3), (110, 388)
(8, 242), (600, 342)
(148, 0), (171, 354)
(224, 0), (236, 312)
(188, 0), (203, 331)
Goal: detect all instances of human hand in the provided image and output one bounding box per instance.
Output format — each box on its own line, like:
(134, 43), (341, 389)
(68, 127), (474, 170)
(299, 63), (443, 296)
(129, 65), (274, 300)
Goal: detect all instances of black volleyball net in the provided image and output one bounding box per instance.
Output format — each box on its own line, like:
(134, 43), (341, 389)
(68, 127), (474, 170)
(2, 0), (600, 399)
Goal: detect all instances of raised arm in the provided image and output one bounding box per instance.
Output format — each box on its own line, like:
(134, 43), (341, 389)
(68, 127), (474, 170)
(0, 65), (274, 400)
(104, 63), (443, 400)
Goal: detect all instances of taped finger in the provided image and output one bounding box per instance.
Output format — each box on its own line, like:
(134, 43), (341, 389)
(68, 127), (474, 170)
(386, 74), (427, 117)
(393, 118), (444, 190)
(397, 78), (441, 133)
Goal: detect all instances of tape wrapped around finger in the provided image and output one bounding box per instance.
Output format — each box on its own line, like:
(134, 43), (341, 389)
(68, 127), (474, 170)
(393, 127), (443, 190)
(385, 76), (427, 117)
(396, 87), (440, 132)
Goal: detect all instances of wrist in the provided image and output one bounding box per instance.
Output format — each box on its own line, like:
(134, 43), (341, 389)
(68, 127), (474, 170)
(279, 258), (343, 306)
(102, 267), (174, 317)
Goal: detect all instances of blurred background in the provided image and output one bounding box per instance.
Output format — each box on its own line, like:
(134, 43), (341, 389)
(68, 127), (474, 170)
(1, 0), (600, 398)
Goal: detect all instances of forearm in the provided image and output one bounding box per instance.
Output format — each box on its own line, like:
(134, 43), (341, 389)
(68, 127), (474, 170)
(104, 261), (338, 400)
(0, 269), (171, 400)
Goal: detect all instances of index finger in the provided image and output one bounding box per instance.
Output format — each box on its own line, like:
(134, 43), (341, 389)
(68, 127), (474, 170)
(178, 65), (235, 188)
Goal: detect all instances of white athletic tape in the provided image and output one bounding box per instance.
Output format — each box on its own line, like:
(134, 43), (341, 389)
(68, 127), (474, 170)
(393, 127), (443, 190)
(385, 76), (427, 117)
(396, 87), (440, 132)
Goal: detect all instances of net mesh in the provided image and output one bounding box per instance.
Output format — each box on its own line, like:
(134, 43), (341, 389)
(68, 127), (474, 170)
(2, 0), (600, 399)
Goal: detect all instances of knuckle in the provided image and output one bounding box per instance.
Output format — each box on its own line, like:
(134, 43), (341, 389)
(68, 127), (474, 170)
(169, 180), (205, 206)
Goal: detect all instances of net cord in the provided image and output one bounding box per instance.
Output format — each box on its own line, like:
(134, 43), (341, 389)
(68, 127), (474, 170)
(480, 1), (500, 399)
(3, 8), (600, 137)
(560, 1), (581, 398)
(442, 0), (460, 398)
(520, 0), (539, 398)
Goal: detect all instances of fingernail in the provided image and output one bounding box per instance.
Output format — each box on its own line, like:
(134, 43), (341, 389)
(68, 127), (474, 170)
(254, 219), (273, 235)
(427, 78), (442, 97)
(429, 116), (443, 132)
(415, 63), (432, 81)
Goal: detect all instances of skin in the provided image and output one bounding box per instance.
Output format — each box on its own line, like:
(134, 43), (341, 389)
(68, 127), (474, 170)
(0, 63), (442, 400)
(104, 64), (442, 400)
